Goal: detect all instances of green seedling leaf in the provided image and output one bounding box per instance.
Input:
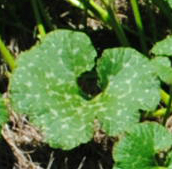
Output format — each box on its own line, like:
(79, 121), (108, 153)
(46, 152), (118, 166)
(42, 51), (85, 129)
(151, 36), (172, 56)
(9, 30), (161, 150)
(9, 30), (97, 149)
(151, 57), (172, 84)
(96, 48), (160, 136)
(113, 122), (172, 169)
(0, 94), (9, 138)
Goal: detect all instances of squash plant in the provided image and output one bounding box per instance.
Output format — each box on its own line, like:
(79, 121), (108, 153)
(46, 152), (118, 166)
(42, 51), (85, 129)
(9, 30), (160, 149)
(113, 122), (172, 169)
(0, 29), (170, 168)
(1, 0), (172, 168)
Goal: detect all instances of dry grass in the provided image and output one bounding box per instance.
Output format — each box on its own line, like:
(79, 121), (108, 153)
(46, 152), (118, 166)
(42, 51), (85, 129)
(2, 110), (43, 169)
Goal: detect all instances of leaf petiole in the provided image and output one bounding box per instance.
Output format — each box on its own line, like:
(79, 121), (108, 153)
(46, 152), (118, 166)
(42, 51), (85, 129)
(31, 0), (46, 38)
(0, 36), (16, 71)
(163, 86), (172, 125)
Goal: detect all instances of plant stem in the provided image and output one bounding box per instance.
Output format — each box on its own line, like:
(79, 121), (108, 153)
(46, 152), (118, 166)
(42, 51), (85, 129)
(36, 0), (55, 30)
(68, 0), (153, 45)
(163, 86), (172, 125)
(0, 36), (16, 71)
(151, 89), (172, 118)
(74, 0), (129, 46)
(68, 0), (85, 9)
(160, 89), (170, 106)
(130, 0), (148, 54)
(82, 0), (111, 25)
(152, 108), (167, 117)
(31, 0), (46, 38)
(106, 4), (130, 46)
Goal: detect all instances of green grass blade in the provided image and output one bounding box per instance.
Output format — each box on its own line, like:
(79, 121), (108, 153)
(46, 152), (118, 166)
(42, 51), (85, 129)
(0, 36), (16, 71)
(31, 0), (46, 38)
(130, 0), (148, 54)
(36, 0), (55, 30)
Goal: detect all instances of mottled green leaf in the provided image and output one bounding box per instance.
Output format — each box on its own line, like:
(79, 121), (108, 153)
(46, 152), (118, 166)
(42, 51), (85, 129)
(9, 30), (161, 150)
(113, 122), (172, 169)
(96, 48), (160, 136)
(151, 36), (172, 56)
(151, 57), (172, 84)
(0, 95), (8, 138)
(10, 30), (97, 149)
